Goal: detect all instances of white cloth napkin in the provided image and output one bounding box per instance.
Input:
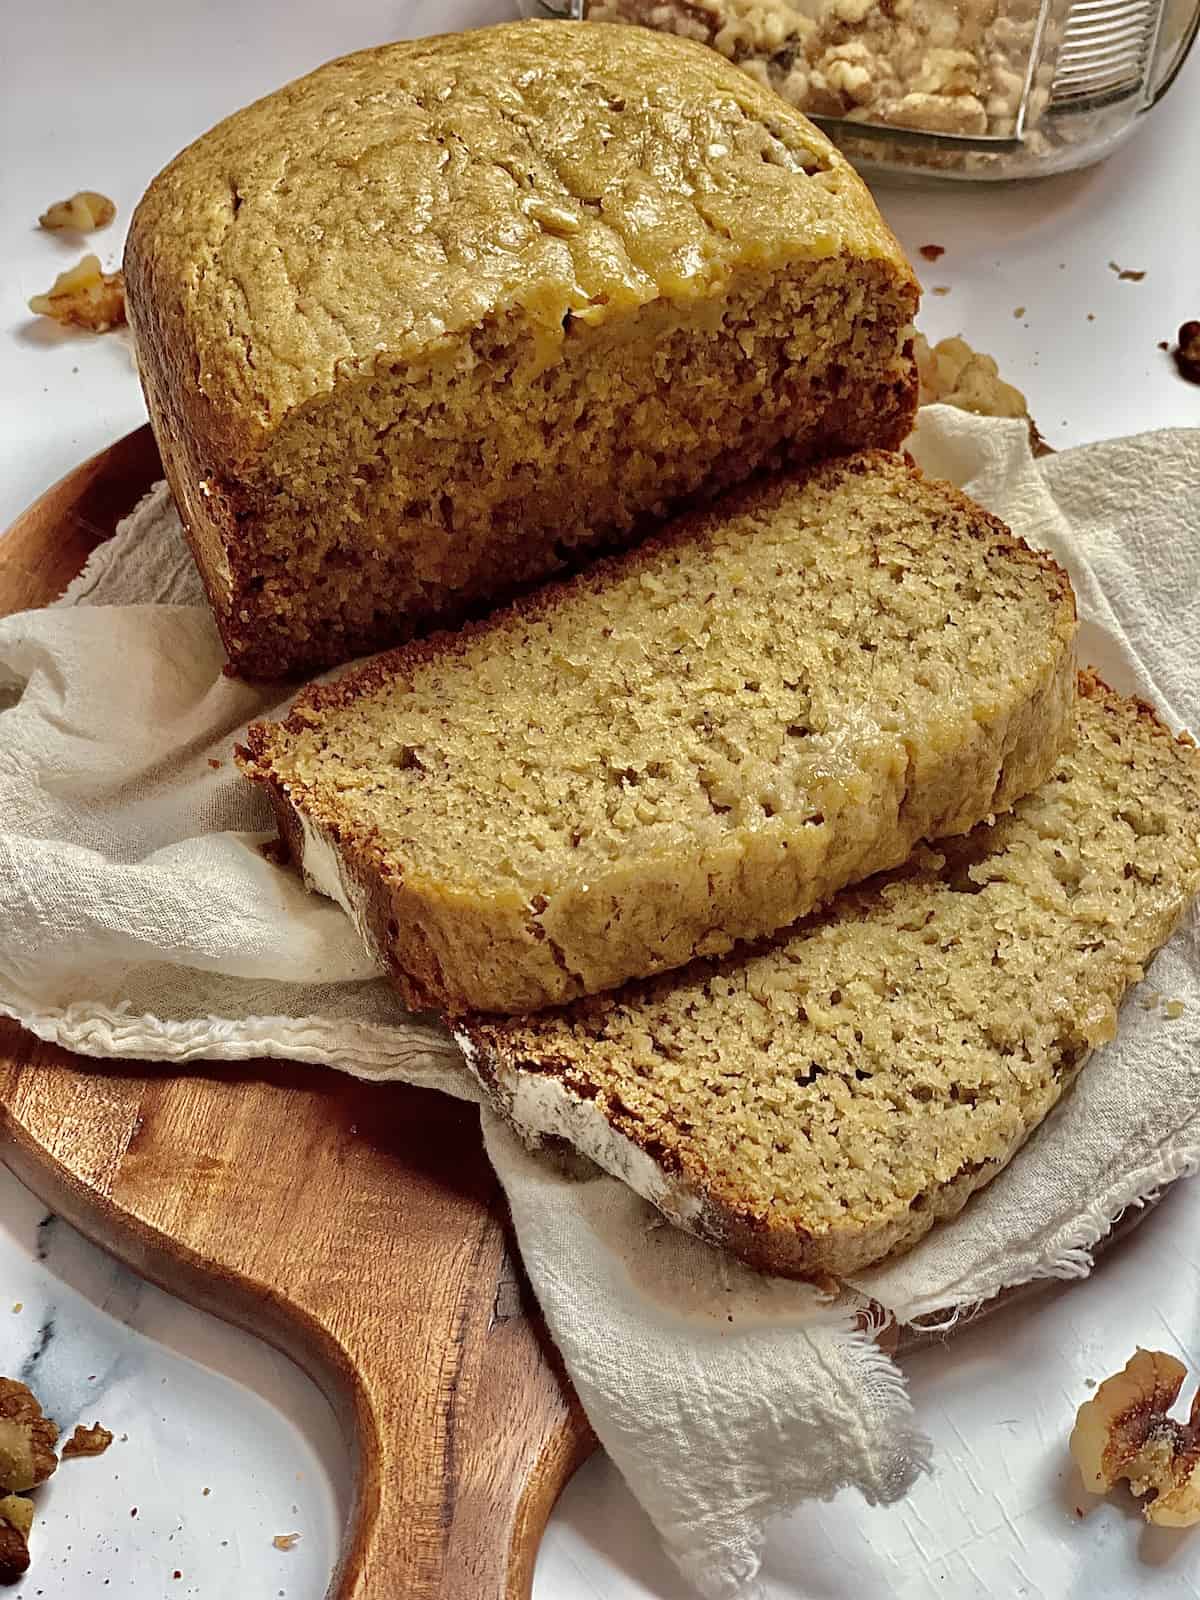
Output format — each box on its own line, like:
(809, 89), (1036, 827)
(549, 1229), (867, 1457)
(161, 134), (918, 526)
(2, 407), (1199, 1598)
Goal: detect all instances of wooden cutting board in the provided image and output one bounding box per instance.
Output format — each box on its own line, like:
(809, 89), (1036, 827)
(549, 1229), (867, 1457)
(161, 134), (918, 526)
(0, 428), (595, 1599)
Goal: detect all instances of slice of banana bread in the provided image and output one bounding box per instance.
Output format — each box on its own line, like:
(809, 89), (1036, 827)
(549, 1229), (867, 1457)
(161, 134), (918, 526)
(459, 674), (1200, 1278)
(240, 452), (1076, 1015)
(125, 19), (919, 678)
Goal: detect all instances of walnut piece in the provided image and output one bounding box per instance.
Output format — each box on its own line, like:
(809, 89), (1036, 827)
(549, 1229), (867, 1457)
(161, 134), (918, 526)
(0, 1496), (33, 1584)
(1071, 1349), (1200, 1526)
(1174, 321), (1200, 387)
(28, 255), (126, 333)
(0, 1379), (59, 1494)
(0, 1498), (31, 1542)
(914, 334), (1028, 419)
(38, 191), (116, 232)
(591, 0), (1039, 145)
(891, 89), (988, 135)
(62, 1423), (113, 1460)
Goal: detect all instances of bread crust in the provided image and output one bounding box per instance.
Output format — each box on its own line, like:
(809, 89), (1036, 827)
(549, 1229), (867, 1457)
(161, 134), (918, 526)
(125, 20), (919, 678)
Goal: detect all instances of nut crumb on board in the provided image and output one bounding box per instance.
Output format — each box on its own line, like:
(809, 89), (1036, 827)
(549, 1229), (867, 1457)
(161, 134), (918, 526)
(62, 1423), (113, 1460)
(931, 285), (951, 295)
(1013, 306), (1026, 318)
(918, 244), (945, 261)
(273, 1533), (301, 1551)
(38, 191), (116, 232)
(1108, 262), (1146, 282)
(28, 255), (126, 333)
(208, 758), (223, 770)
(1174, 322), (1200, 386)
(1071, 1349), (1200, 1526)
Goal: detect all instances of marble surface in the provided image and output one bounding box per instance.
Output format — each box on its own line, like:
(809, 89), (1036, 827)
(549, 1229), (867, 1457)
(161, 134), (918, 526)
(0, 1162), (346, 1597)
(3, 0), (1200, 1596)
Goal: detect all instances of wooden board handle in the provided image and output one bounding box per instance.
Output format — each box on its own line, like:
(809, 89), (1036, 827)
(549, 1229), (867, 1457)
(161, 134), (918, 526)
(0, 433), (595, 1597)
(1, 1039), (594, 1599)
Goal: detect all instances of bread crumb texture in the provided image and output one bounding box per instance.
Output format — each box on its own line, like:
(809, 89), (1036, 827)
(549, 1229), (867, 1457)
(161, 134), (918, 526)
(125, 19), (918, 676)
(464, 675), (1200, 1276)
(244, 452), (1076, 1013)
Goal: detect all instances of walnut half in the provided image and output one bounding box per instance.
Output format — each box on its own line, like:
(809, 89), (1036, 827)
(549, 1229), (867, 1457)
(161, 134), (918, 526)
(1071, 1349), (1200, 1526)
(0, 1495), (33, 1584)
(28, 255), (126, 333)
(0, 1379), (59, 1495)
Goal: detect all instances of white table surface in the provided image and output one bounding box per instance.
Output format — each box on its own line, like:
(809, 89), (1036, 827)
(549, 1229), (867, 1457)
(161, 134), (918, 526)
(2, 4), (1199, 1597)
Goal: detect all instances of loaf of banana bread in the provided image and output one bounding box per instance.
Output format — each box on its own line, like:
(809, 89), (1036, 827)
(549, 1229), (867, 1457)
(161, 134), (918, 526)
(126, 20), (920, 677)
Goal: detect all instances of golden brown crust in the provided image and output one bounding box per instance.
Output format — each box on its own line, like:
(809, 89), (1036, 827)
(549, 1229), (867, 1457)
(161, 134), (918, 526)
(127, 20), (919, 679)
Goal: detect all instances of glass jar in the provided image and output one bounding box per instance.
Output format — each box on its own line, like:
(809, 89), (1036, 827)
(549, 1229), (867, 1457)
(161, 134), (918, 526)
(520, 0), (1198, 179)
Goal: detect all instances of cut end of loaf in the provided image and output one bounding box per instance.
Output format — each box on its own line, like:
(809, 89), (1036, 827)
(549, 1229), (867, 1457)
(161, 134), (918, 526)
(190, 259), (918, 679)
(461, 673), (1200, 1278)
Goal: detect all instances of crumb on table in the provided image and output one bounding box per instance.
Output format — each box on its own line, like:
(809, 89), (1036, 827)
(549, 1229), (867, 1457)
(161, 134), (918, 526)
(62, 1423), (113, 1460)
(273, 1532), (301, 1551)
(918, 244), (945, 261)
